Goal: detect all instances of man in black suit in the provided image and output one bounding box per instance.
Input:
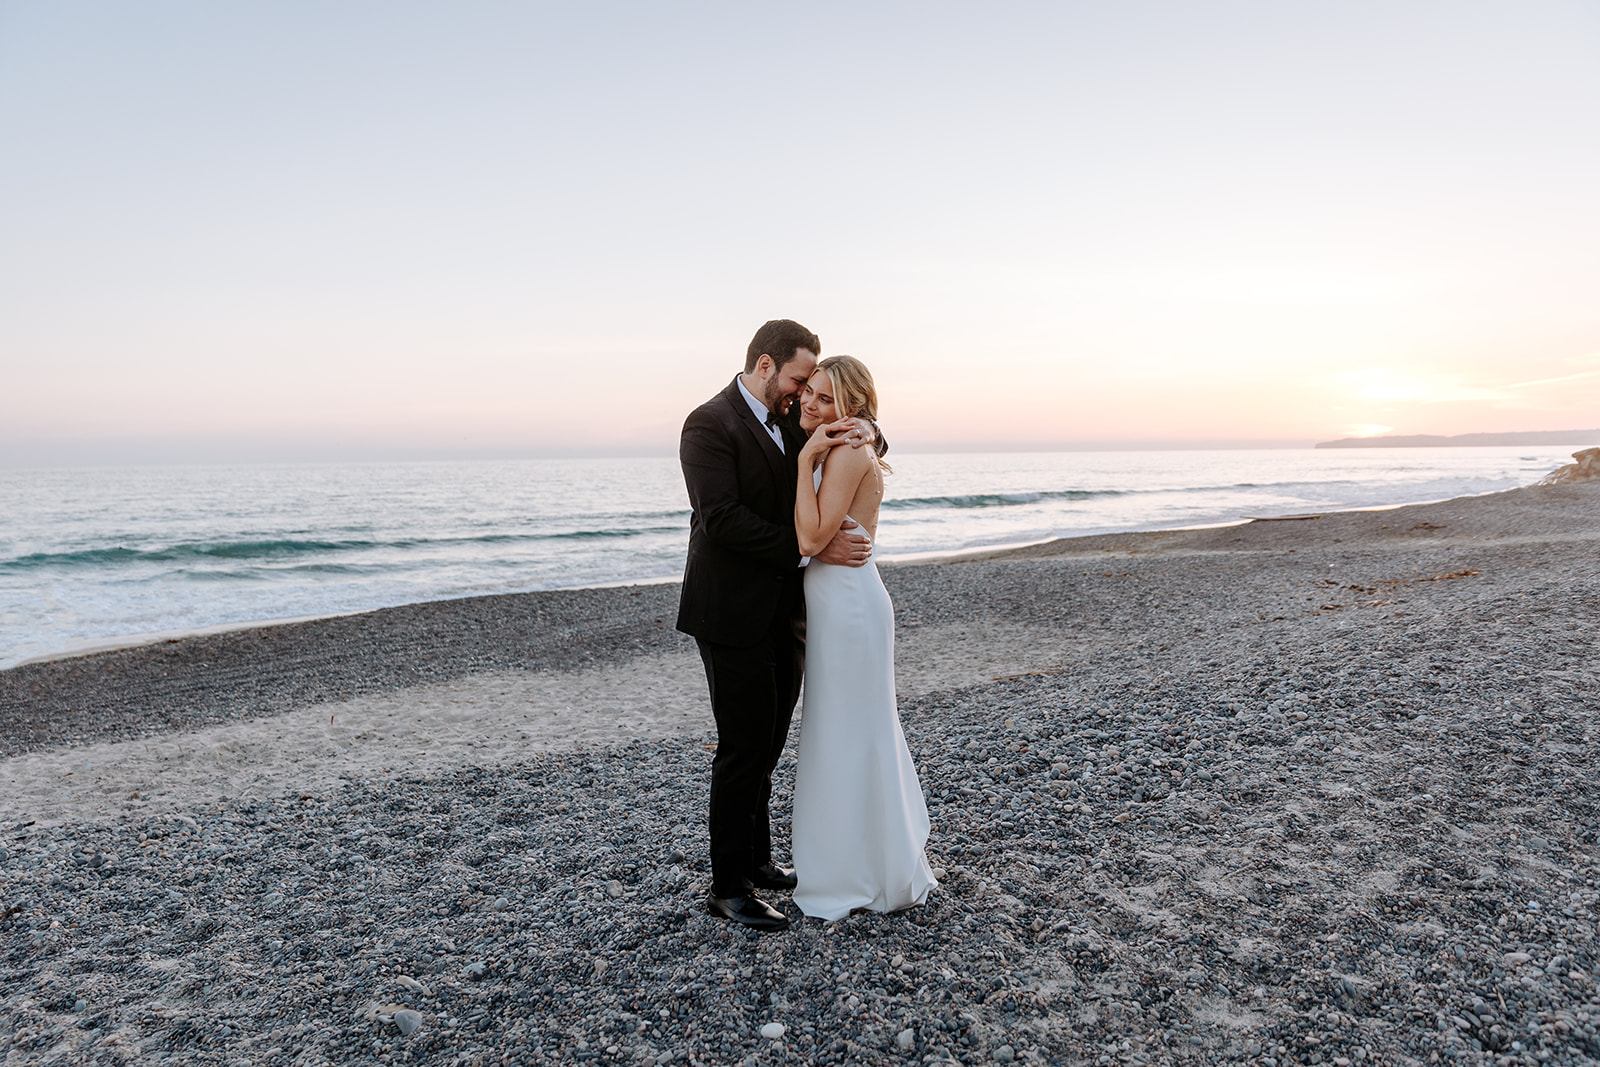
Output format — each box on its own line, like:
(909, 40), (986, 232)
(677, 319), (876, 932)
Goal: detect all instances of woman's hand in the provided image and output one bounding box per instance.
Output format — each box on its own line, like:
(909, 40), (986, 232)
(800, 418), (858, 469)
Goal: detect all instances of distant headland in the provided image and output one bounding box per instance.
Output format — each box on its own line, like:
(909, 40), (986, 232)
(1315, 429), (1600, 449)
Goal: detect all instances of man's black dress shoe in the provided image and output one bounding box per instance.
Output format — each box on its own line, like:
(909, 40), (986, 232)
(747, 862), (798, 891)
(705, 893), (790, 932)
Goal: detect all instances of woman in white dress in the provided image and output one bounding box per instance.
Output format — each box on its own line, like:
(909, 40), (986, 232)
(789, 356), (937, 921)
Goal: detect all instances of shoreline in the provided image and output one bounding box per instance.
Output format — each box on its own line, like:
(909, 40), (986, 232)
(2, 483), (1557, 672)
(6, 609), (371, 671)
(2, 479), (1593, 762)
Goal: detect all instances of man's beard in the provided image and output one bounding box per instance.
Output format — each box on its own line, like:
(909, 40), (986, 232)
(763, 379), (791, 415)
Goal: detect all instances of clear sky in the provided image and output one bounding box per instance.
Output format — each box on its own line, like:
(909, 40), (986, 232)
(2, 1), (1597, 463)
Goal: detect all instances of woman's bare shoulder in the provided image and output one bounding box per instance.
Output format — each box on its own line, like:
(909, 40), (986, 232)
(825, 440), (876, 479)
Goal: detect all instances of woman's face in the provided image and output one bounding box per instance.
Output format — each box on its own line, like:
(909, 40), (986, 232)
(798, 369), (839, 433)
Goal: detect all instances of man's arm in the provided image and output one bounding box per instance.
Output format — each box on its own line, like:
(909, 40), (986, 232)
(831, 417), (888, 457)
(812, 518), (873, 566)
(680, 408), (801, 570)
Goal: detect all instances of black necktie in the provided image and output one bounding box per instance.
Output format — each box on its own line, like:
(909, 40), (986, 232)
(764, 411), (781, 433)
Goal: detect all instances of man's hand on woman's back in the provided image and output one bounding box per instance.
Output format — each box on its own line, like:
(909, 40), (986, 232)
(813, 518), (872, 567)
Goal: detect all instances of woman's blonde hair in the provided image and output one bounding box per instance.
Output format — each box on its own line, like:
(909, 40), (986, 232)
(818, 355), (891, 473)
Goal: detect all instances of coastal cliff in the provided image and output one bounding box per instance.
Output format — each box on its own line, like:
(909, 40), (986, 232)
(1317, 429), (1600, 448)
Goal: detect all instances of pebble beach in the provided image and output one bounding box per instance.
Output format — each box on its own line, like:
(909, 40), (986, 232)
(1, 481), (1597, 1067)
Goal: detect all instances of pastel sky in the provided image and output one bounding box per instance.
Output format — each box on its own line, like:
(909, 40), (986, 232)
(2, 1), (1597, 463)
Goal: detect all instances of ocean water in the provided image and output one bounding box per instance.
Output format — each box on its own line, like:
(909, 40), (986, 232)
(0, 446), (1573, 667)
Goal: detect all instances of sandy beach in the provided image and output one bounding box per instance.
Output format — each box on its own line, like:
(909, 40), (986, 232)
(1, 482), (1596, 1066)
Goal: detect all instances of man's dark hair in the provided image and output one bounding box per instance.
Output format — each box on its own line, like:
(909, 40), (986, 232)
(745, 319), (821, 373)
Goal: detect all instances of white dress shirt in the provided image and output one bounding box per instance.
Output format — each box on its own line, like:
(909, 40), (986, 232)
(737, 376), (784, 454)
(737, 375), (810, 564)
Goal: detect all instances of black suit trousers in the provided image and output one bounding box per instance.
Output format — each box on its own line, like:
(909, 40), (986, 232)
(696, 608), (805, 897)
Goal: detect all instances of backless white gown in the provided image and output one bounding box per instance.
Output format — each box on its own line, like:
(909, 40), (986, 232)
(792, 483), (936, 920)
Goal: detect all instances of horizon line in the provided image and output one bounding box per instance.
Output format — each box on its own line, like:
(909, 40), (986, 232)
(1, 438), (1339, 469)
(4, 435), (1589, 470)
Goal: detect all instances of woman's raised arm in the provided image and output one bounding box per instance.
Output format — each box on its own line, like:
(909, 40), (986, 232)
(795, 422), (873, 557)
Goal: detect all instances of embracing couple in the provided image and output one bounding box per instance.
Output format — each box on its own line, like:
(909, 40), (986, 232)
(676, 319), (937, 932)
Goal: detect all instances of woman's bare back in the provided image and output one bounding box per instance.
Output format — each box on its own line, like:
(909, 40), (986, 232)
(821, 448), (885, 542)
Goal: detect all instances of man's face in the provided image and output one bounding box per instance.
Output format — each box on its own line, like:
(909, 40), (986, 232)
(760, 348), (817, 415)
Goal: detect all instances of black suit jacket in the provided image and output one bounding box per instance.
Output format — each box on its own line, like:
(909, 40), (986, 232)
(676, 377), (807, 646)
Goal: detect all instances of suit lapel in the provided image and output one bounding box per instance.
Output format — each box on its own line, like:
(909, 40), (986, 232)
(722, 377), (790, 488)
(778, 413), (806, 458)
